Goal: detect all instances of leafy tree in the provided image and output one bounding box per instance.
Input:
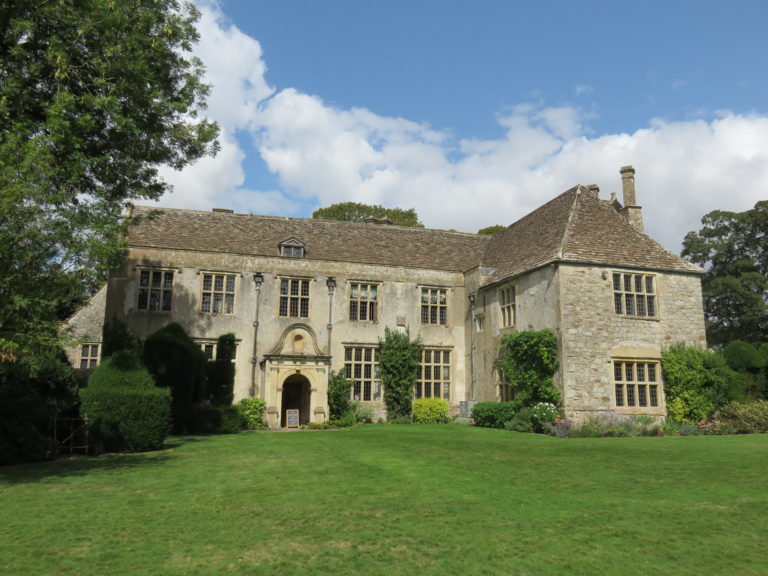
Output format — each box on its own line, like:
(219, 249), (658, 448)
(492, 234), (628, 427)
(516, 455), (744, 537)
(682, 201), (768, 345)
(0, 0), (219, 357)
(312, 202), (424, 227)
(497, 328), (560, 407)
(379, 327), (421, 420)
(477, 224), (506, 236)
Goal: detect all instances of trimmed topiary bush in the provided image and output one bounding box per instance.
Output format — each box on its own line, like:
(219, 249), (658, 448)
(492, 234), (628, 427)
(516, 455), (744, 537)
(144, 323), (207, 433)
(413, 397), (449, 424)
(80, 354), (171, 453)
(239, 397), (268, 430)
(207, 333), (236, 406)
(471, 401), (518, 429)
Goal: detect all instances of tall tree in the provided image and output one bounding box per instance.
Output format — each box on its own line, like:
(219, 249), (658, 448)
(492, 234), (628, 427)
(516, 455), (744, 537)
(0, 0), (219, 356)
(682, 201), (768, 346)
(312, 202), (424, 227)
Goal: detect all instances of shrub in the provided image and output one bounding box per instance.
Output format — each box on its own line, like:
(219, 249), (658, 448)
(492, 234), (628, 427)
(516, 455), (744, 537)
(0, 352), (78, 465)
(716, 400), (768, 434)
(330, 410), (356, 428)
(186, 403), (221, 434)
(564, 414), (661, 438)
(504, 408), (533, 432)
(80, 356), (170, 453)
(327, 369), (353, 420)
(471, 401), (518, 429)
(451, 417), (472, 426)
(413, 397), (449, 424)
(662, 343), (731, 421)
(350, 401), (375, 424)
(215, 405), (242, 434)
(239, 397), (268, 430)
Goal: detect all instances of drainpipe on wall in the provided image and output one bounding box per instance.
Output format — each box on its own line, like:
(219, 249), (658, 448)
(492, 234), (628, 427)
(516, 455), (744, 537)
(468, 292), (477, 401)
(326, 277), (336, 356)
(250, 272), (264, 397)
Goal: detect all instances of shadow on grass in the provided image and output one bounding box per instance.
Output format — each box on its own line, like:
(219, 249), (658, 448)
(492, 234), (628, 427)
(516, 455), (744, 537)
(0, 435), (210, 485)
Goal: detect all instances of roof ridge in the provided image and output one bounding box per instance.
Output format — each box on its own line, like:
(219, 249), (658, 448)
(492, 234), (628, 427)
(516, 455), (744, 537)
(130, 204), (485, 238)
(557, 186), (583, 260)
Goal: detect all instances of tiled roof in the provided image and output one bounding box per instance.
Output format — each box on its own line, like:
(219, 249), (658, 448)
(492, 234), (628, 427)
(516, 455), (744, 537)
(127, 185), (701, 281)
(481, 186), (702, 284)
(126, 206), (490, 273)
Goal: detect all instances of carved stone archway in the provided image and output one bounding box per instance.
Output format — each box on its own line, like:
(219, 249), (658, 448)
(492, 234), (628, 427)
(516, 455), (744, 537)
(263, 323), (330, 428)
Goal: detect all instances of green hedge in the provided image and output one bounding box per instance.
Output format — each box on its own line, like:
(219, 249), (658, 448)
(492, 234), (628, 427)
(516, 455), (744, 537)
(471, 401), (519, 429)
(413, 397), (449, 423)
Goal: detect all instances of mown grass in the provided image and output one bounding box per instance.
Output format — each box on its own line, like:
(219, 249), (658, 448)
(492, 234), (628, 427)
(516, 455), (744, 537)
(1, 426), (767, 575)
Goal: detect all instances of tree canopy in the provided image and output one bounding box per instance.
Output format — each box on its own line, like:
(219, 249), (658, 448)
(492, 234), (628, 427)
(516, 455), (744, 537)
(312, 202), (423, 227)
(477, 224), (506, 236)
(682, 201), (768, 346)
(0, 0), (219, 356)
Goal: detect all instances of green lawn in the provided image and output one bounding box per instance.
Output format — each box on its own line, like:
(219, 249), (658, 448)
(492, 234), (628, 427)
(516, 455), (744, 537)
(1, 426), (767, 575)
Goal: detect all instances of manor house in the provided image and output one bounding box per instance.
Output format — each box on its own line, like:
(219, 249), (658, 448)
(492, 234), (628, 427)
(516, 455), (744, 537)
(66, 166), (706, 426)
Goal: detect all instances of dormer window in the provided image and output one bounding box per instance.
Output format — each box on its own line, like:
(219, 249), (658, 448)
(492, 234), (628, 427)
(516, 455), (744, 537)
(279, 237), (305, 258)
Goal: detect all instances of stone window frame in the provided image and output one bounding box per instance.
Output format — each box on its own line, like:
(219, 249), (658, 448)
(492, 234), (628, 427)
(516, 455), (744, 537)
(612, 271), (657, 318)
(344, 345), (381, 402)
(420, 286), (448, 326)
(279, 277), (311, 319)
(79, 343), (100, 370)
(416, 348), (451, 400)
(137, 268), (174, 312)
(499, 284), (516, 328)
(195, 338), (239, 362)
(349, 281), (379, 323)
(200, 272), (237, 316)
(613, 359), (661, 409)
(278, 237), (305, 258)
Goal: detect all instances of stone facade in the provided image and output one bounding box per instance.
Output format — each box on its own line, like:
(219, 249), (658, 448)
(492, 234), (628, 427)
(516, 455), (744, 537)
(66, 167), (707, 425)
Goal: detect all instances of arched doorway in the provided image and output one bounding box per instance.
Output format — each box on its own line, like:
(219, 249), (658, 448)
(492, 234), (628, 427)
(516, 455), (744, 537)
(281, 374), (311, 427)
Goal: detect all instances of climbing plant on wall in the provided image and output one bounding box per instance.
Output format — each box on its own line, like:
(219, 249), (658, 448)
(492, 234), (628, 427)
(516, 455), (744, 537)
(498, 328), (560, 407)
(379, 327), (422, 420)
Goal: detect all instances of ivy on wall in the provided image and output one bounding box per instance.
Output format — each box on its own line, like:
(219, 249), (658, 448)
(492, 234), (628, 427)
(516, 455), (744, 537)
(498, 328), (560, 407)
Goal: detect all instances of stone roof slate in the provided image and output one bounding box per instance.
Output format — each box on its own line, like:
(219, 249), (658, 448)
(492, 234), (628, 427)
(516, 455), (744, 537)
(127, 185), (701, 281)
(481, 186), (702, 285)
(126, 206), (490, 273)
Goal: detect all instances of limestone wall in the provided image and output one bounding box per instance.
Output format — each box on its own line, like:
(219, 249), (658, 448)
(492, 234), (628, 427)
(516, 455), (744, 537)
(104, 247), (469, 418)
(557, 264), (706, 422)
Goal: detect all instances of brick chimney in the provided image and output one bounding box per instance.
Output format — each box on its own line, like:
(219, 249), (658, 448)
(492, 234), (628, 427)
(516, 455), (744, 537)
(619, 165), (643, 232)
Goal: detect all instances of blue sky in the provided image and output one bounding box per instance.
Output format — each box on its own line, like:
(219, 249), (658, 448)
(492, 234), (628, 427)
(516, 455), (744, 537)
(159, 0), (768, 252)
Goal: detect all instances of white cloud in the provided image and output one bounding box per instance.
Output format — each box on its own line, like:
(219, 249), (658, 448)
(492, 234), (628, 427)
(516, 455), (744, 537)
(159, 3), (768, 255)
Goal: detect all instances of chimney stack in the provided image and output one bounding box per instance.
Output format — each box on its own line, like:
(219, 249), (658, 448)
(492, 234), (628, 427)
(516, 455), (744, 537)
(618, 165), (643, 232)
(620, 165), (636, 206)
